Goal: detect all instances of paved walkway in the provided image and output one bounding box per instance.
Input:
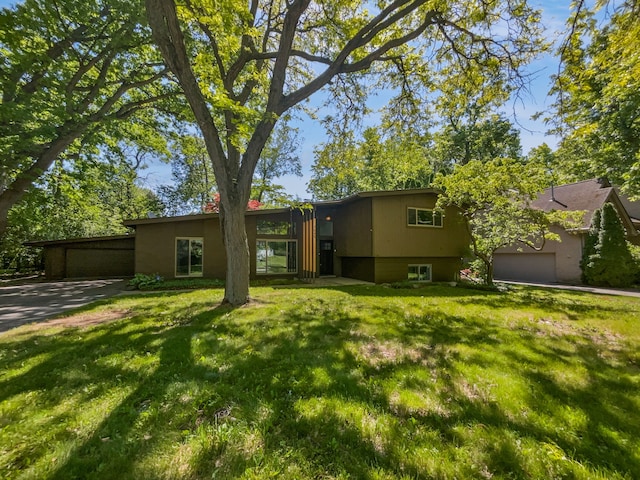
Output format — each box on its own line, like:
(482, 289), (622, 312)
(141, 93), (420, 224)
(501, 280), (640, 298)
(0, 279), (128, 333)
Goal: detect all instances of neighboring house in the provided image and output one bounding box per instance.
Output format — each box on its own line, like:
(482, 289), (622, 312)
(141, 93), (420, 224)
(122, 188), (469, 284)
(494, 179), (640, 284)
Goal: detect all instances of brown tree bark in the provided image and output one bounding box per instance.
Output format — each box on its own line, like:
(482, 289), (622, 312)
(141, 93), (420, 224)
(219, 199), (251, 305)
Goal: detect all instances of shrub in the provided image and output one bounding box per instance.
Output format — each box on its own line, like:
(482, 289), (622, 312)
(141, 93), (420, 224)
(128, 273), (163, 290)
(581, 203), (635, 287)
(629, 243), (640, 285)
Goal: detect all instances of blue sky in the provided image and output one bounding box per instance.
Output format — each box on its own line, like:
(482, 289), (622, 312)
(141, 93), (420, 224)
(0, 0), (575, 198)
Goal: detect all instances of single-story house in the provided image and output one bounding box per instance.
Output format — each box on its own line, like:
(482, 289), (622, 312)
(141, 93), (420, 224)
(123, 188), (469, 284)
(494, 178), (640, 284)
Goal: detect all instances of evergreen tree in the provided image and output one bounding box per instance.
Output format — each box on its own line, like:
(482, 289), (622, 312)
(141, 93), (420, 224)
(580, 208), (601, 284)
(581, 203), (634, 287)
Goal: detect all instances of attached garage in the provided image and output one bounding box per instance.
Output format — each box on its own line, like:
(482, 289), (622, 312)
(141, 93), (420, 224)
(494, 253), (557, 283)
(25, 235), (135, 280)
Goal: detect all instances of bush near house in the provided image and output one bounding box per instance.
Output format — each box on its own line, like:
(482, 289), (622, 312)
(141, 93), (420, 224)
(581, 203), (636, 287)
(629, 243), (640, 285)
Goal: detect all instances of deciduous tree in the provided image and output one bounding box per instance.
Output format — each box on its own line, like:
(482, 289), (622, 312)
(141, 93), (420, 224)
(145, 0), (544, 304)
(552, 0), (640, 196)
(308, 126), (433, 199)
(0, 0), (175, 236)
(434, 159), (556, 285)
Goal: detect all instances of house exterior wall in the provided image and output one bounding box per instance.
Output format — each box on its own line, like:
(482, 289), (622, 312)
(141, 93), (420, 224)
(44, 247), (66, 280)
(130, 190), (468, 284)
(333, 198), (373, 257)
(134, 211), (302, 280)
(370, 194), (468, 258)
(374, 257), (461, 283)
(494, 226), (584, 283)
(40, 237), (135, 280)
(134, 217), (226, 279)
(341, 257), (375, 282)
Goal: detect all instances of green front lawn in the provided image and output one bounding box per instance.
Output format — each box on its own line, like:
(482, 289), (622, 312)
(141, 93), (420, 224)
(1, 285), (639, 479)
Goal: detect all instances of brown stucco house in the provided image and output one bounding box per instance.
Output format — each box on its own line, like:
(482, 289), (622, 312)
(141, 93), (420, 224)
(123, 188), (469, 284)
(494, 179), (640, 284)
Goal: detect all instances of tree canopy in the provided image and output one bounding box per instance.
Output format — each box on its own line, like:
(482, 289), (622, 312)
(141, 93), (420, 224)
(0, 0), (175, 236)
(145, 0), (545, 304)
(551, 0), (640, 196)
(434, 158), (557, 285)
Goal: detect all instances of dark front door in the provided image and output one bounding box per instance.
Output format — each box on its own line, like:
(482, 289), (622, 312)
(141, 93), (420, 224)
(319, 240), (334, 275)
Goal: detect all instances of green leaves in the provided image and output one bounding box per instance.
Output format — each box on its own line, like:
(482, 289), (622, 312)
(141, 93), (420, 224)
(581, 203), (636, 287)
(553, 1), (640, 196)
(0, 0), (176, 235)
(434, 158), (552, 285)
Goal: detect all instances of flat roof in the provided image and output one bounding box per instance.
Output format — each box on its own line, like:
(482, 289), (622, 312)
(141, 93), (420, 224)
(24, 234), (134, 247)
(124, 207), (293, 227)
(125, 189), (442, 226)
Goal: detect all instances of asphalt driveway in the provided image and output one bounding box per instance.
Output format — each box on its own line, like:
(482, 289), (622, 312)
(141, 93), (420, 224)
(0, 278), (127, 333)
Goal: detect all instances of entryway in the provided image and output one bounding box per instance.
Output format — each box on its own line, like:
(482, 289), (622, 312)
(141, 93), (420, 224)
(319, 240), (334, 275)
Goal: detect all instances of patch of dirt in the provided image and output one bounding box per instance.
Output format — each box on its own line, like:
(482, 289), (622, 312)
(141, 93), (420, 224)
(358, 340), (429, 367)
(35, 309), (131, 329)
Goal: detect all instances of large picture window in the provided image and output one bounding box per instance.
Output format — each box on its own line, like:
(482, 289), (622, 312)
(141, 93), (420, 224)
(256, 240), (297, 274)
(407, 207), (443, 227)
(176, 238), (203, 277)
(408, 264), (432, 282)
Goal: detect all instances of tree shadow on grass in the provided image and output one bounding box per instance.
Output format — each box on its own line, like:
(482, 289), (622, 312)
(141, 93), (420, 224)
(1, 287), (638, 479)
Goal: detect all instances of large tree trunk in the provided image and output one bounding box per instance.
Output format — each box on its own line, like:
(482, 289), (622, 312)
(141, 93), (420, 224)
(219, 200), (251, 305)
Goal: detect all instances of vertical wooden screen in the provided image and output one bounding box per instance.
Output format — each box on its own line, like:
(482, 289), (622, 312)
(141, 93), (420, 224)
(301, 208), (317, 282)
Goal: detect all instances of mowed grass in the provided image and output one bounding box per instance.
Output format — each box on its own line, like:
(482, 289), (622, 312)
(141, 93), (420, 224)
(1, 285), (639, 479)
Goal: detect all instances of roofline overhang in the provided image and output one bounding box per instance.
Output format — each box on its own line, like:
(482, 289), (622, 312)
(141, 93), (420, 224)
(125, 188), (443, 226)
(124, 207), (293, 227)
(24, 234), (135, 248)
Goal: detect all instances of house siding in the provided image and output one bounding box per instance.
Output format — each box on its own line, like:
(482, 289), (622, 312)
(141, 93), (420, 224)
(333, 198), (373, 257)
(341, 257), (375, 282)
(374, 257), (462, 283)
(134, 217), (226, 279)
(134, 212), (303, 280)
(35, 237), (135, 280)
(124, 189), (469, 284)
(371, 194), (468, 258)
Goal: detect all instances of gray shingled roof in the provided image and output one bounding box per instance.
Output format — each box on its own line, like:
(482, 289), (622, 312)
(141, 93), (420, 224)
(531, 179), (638, 232)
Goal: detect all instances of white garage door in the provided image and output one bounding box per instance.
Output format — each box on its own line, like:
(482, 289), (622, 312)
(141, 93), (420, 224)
(494, 253), (557, 283)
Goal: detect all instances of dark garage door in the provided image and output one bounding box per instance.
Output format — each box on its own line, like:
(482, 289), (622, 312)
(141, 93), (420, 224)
(66, 248), (135, 278)
(494, 253), (557, 283)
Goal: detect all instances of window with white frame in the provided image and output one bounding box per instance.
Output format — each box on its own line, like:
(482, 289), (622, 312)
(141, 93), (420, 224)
(175, 237), (203, 277)
(256, 240), (297, 274)
(407, 207), (443, 227)
(408, 264), (432, 282)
